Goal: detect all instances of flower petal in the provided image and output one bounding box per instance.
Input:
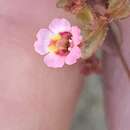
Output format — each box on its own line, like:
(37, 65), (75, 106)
(65, 47), (81, 65)
(49, 18), (71, 33)
(34, 29), (53, 55)
(44, 53), (65, 68)
(71, 26), (82, 46)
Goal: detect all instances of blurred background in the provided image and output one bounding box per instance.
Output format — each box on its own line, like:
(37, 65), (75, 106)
(71, 74), (107, 130)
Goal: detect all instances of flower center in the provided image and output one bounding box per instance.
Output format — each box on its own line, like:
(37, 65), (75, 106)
(48, 32), (72, 56)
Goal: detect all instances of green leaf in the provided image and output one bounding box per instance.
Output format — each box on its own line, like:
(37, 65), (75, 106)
(76, 5), (95, 25)
(108, 0), (122, 9)
(108, 0), (130, 20)
(56, 0), (68, 8)
(82, 19), (108, 59)
(114, 4), (130, 20)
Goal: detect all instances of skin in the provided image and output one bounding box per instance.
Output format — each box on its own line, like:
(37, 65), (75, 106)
(103, 18), (130, 130)
(0, 0), (130, 130)
(0, 0), (84, 130)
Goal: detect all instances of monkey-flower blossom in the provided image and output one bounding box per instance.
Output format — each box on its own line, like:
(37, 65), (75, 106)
(34, 18), (82, 68)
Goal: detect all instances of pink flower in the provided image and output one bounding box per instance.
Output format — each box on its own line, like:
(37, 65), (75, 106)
(34, 18), (82, 68)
